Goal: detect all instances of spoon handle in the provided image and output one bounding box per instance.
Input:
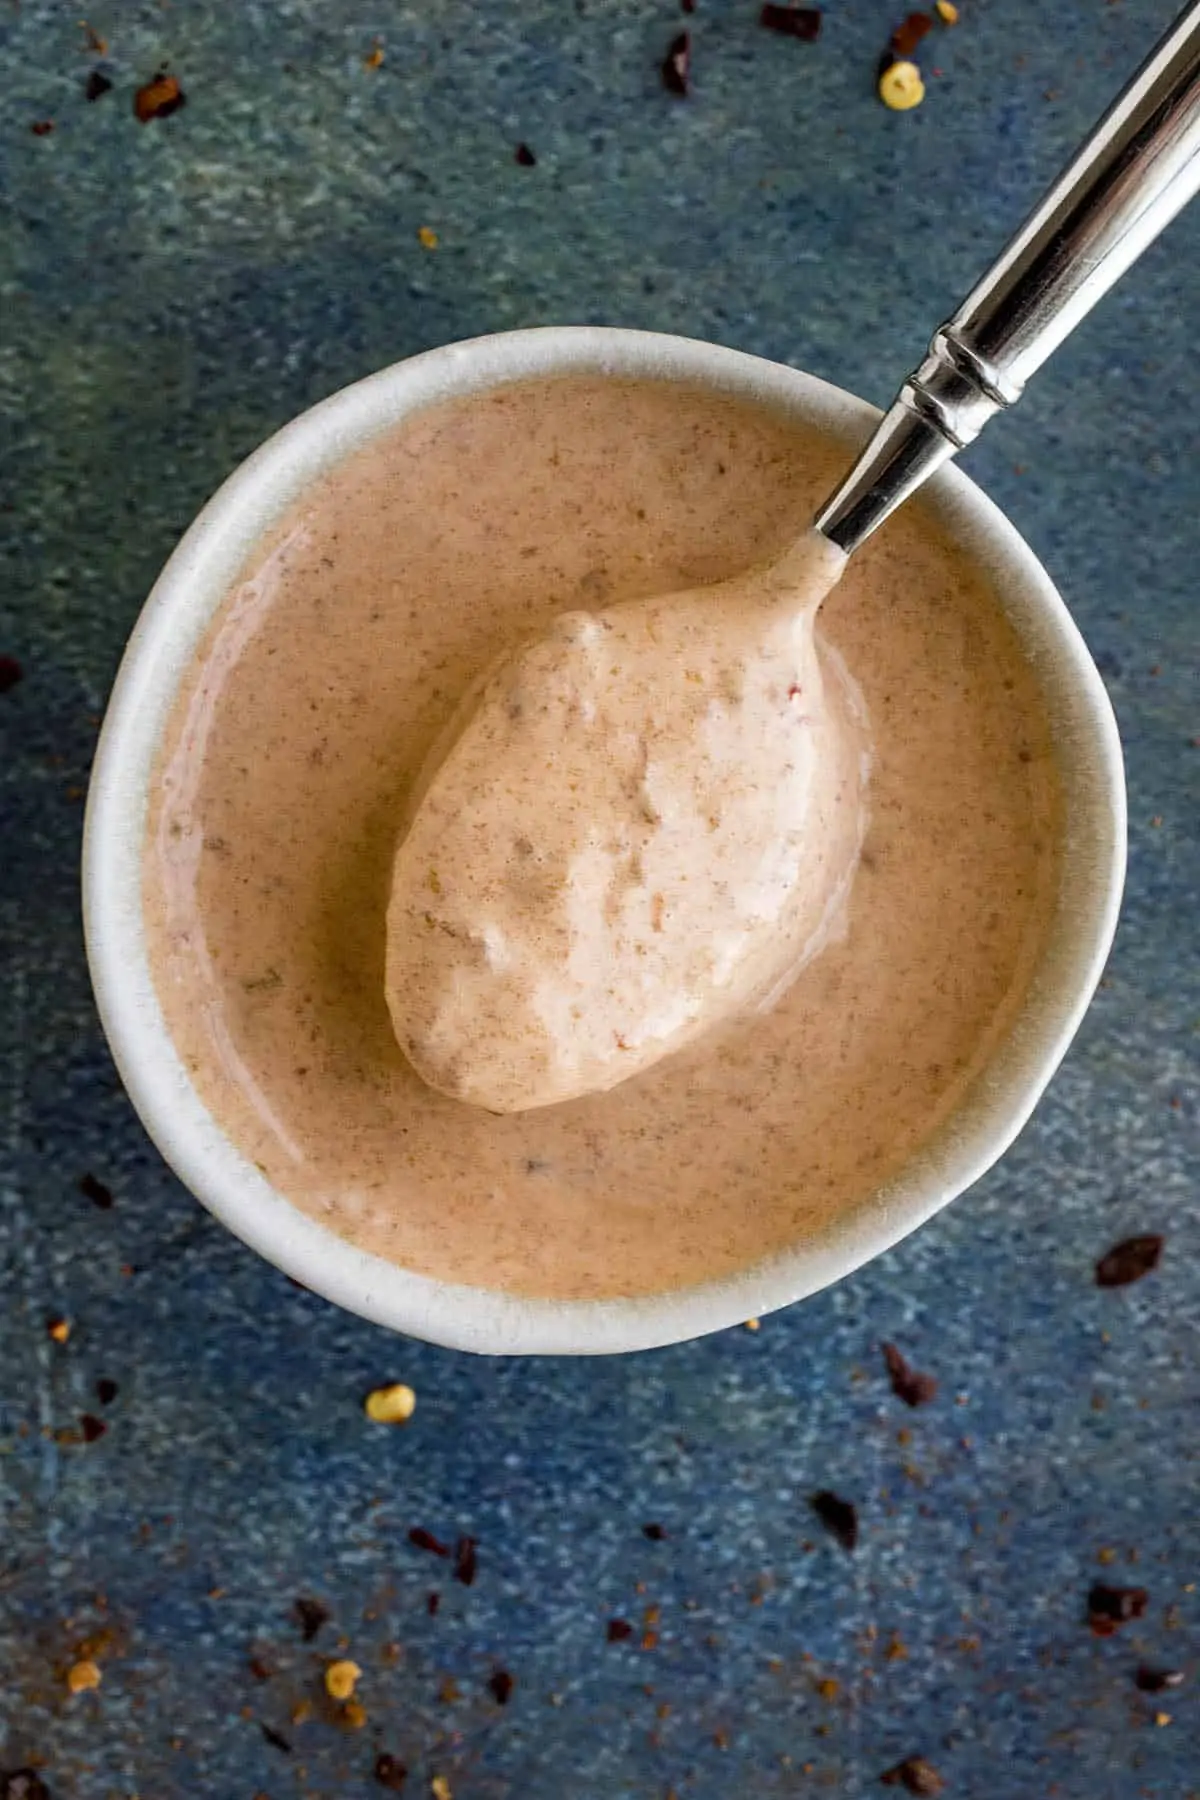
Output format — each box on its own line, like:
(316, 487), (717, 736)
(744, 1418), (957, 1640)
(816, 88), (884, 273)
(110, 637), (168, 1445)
(815, 0), (1200, 554)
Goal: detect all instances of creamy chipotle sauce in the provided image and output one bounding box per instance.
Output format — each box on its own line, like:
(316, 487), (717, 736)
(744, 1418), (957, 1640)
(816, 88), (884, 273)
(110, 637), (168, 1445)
(144, 376), (1061, 1300)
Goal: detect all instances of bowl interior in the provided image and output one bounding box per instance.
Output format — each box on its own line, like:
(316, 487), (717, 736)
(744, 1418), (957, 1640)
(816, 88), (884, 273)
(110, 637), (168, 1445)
(83, 327), (1125, 1354)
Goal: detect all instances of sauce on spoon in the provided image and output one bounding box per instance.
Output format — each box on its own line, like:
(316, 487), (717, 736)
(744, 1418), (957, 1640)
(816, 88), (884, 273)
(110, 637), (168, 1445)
(386, 531), (870, 1112)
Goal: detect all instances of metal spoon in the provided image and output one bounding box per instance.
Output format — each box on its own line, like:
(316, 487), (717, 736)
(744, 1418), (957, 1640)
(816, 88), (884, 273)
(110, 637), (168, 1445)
(816, 0), (1200, 553)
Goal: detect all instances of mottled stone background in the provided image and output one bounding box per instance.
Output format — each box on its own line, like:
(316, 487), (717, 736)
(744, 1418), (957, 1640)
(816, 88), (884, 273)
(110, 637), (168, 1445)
(1, 1), (1197, 1795)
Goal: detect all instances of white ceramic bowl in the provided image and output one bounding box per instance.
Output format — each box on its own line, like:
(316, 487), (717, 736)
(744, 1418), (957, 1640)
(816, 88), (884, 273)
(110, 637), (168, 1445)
(83, 327), (1126, 1355)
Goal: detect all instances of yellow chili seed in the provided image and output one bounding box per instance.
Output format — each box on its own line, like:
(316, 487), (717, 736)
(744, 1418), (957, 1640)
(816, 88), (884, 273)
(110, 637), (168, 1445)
(879, 59), (926, 110)
(364, 1383), (417, 1424)
(325, 1659), (362, 1701)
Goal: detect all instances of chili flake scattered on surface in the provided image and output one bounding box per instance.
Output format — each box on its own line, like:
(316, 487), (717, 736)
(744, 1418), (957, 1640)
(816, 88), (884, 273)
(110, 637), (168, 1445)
(375, 1753), (409, 1790)
(79, 1172), (113, 1209)
(66, 1658), (102, 1694)
(487, 1669), (514, 1705)
(96, 1378), (118, 1405)
(661, 31), (691, 96)
(260, 1724), (291, 1754)
(1, 1772), (53, 1800)
(882, 1342), (938, 1407)
(892, 11), (933, 55)
(47, 1318), (71, 1344)
(80, 1414), (106, 1443)
(760, 5), (822, 41)
(325, 1660), (362, 1701)
(134, 72), (186, 122)
(342, 1699), (368, 1729)
(1095, 1234), (1163, 1287)
(85, 70), (113, 101)
(294, 1595), (330, 1641)
(364, 39), (385, 69)
(515, 142), (537, 165)
(418, 226), (439, 250)
(30, 122), (54, 137)
(409, 1527), (450, 1558)
(745, 1317), (761, 1331)
(0, 656), (22, 693)
(452, 1535), (477, 1586)
(81, 22), (108, 53)
(878, 59), (925, 109)
(364, 1383), (416, 1424)
(881, 1757), (944, 1795)
(935, 0), (958, 19)
(1087, 1582), (1148, 1635)
(811, 1489), (858, 1552)
(642, 1522), (667, 1541)
(431, 1778), (452, 1800)
(607, 1617), (634, 1642)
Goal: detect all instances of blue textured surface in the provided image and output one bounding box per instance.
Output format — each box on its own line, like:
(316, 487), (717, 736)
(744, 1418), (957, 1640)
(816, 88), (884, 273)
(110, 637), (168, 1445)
(1, 1), (1197, 1795)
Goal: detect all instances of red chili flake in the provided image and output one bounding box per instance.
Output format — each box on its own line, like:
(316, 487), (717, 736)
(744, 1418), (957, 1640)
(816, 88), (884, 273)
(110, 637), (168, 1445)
(891, 11), (934, 55)
(811, 1489), (858, 1552)
(882, 1342), (938, 1408)
(642, 1522), (667, 1541)
(133, 72), (186, 123)
(607, 1618), (634, 1642)
(1136, 1665), (1185, 1692)
(881, 1758), (944, 1796)
(487, 1668), (515, 1705)
(84, 71), (113, 101)
(293, 1595), (330, 1642)
(409, 1527), (450, 1558)
(452, 1535), (477, 1585)
(661, 31), (691, 97)
(30, 121), (54, 137)
(681, 0), (696, 10)
(261, 1724), (291, 1754)
(426, 1591), (440, 1616)
(2, 1774), (53, 1800)
(96, 1379), (118, 1406)
(0, 656), (22, 693)
(760, 5), (823, 41)
(248, 1655), (273, 1680)
(79, 1172), (114, 1209)
(82, 22), (108, 53)
(1087, 1582), (1148, 1634)
(514, 142), (537, 166)
(1095, 1234), (1163, 1287)
(374, 1754), (409, 1791)
(80, 1414), (107, 1443)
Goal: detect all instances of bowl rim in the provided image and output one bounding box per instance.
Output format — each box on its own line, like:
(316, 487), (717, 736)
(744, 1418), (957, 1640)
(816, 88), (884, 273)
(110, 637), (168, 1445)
(82, 325), (1126, 1355)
